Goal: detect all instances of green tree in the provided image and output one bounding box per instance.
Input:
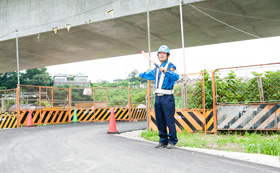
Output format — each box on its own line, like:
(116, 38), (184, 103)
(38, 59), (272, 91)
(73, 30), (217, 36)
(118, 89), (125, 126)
(22, 68), (53, 86)
(130, 89), (146, 105)
(29, 74), (53, 86)
(262, 70), (280, 101)
(215, 70), (244, 104)
(214, 70), (280, 104)
(0, 72), (22, 89)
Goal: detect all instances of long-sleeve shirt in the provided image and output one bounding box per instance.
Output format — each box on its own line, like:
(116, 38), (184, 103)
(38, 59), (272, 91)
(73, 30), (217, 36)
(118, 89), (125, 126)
(139, 60), (179, 90)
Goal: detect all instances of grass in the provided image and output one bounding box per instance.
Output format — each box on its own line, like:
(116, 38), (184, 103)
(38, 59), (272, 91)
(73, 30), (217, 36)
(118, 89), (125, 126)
(141, 130), (280, 156)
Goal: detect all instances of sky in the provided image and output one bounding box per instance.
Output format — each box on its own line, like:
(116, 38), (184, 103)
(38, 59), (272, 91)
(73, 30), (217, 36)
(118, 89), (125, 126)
(46, 36), (280, 83)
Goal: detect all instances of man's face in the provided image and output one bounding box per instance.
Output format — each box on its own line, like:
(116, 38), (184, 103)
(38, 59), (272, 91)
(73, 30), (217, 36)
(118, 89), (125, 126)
(158, 52), (168, 63)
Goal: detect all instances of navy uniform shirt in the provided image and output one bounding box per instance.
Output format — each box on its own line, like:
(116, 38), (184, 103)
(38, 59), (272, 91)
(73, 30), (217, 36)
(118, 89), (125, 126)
(139, 60), (179, 89)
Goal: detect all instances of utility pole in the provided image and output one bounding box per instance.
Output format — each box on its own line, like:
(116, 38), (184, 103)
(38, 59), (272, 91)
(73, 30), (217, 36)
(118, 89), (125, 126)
(16, 30), (20, 85)
(179, 0), (186, 74)
(146, 0), (151, 129)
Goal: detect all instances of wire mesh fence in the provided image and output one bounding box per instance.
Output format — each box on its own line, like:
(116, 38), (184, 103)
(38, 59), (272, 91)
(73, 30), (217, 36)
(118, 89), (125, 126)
(41, 87), (53, 108)
(184, 73), (204, 109)
(13, 86), (147, 109)
(178, 71), (212, 110)
(214, 63), (280, 105)
(19, 85), (40, 110)
(173, 83), (184, 109)
(0, 89), (17, 114)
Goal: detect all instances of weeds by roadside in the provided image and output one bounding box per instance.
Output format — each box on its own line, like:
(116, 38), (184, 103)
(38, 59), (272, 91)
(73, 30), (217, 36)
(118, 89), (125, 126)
(141, 130), (280, 156)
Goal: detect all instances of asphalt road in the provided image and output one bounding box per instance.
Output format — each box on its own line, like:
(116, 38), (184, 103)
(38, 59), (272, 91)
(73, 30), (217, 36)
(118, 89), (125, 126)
(0, 121), (279, 173)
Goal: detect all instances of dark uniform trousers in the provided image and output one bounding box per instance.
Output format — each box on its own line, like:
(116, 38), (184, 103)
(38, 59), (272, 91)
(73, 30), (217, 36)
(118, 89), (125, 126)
(154, 94), (178, 145)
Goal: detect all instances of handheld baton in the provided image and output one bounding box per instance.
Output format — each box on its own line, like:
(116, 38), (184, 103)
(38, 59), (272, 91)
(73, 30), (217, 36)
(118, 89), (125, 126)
(141, 51), (160, 68)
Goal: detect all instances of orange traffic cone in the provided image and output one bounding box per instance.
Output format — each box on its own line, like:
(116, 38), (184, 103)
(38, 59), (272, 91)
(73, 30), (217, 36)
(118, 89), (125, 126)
(26, 109), (36, 127)
(107, 108), (119, 134)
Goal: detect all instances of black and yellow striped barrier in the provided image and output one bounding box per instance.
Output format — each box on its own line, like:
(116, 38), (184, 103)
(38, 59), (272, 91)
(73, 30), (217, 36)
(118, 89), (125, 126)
(149, 110), (206, 133)
(0, 115), (17, 129)
(206, 110), (214, 132)
(20, 110), (40, 125)
(217, 104), (280, 130)
(19, 110), (69, 125)
(131, 108), (146, 120)
(174, 111), (204, 132)
(86, 108), (143, 122)
(18, 108), (147, 125)
(94, 108), (129, 121)
(94, 108), (111, 121)
(70, 109), (95, 122)
(69, 108), (129, 122)
(42, 110), (69, 124)
(149, 110), (158, 130)
(115, 108), (129, 120)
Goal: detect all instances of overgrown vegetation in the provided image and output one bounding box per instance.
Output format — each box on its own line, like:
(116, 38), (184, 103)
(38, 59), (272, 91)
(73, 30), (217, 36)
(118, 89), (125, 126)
(51, 84), (146, 107)
(215, 70), (280, 104)
(141, 130), (280, 156)
(179, 70), (280, 109)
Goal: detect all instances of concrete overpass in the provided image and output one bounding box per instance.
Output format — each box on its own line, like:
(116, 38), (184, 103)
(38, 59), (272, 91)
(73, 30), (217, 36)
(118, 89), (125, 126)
(1, 0), (280, 73)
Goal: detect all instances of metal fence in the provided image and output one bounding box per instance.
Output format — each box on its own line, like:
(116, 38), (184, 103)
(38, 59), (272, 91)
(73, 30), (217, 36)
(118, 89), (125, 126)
(0, 89), (17, 114)
(40, 87), (53, 108)
(214, 63), (280, 105)
(19, 85), (40, 109)
(17, 85), (70, 110)
(0, 85), (148, 128)
(180, 72), (207, 110)
(14, 86), (147, 110)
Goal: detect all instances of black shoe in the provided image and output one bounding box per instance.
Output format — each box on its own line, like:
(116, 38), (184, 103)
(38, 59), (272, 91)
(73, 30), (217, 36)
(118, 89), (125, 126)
(155, 143), (167, 148)
(167, 143), (175, 149)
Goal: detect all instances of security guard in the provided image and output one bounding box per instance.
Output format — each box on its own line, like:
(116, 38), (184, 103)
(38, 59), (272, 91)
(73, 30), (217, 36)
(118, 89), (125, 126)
(135, 45), (179, 149)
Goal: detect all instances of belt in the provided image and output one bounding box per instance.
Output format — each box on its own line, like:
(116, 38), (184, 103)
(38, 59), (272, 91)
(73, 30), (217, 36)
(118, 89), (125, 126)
(154, 89), (174, 95)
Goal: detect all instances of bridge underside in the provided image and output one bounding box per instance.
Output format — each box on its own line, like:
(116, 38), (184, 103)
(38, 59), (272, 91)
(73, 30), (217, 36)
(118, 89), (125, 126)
(1, 0), (280, 73)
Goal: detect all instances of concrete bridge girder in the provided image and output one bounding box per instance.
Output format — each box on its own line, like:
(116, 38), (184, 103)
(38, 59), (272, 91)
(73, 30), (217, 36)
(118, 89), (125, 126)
(1, 0), (280, 73)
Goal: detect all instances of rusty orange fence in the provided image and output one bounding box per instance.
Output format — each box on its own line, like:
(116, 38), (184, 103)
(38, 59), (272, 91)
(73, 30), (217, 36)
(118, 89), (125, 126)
(0, 89), (17, 114)
(0, 85), (147, 129)
(213, 62), (280, 131)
